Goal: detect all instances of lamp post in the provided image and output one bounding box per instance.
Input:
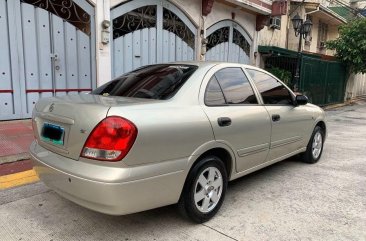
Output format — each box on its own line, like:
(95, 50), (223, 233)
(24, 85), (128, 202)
(291, 13), (312, 91)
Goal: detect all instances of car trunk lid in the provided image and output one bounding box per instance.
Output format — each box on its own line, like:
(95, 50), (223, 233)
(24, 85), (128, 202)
(32, 94), (154, 160)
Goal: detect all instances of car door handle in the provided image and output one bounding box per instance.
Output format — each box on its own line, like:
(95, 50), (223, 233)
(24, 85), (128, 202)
(272, 114), (281, 122)
(218, 117), (232, 127)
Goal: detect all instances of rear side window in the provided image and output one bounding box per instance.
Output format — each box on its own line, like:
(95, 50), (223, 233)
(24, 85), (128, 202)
(205, 67), (258, 105)
(246, 69), (294, 105)
(92, 64), (198, 100)
(205, 76), (226, 105)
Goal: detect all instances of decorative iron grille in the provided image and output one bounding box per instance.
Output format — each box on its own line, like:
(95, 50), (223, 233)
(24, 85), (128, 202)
(233, 28), (250, 56)
(206, 27), (229, 51)
(163, 8), (195, 49)
(113, 5), (157, 39)
(264, 55), (298, 87)
(21, 0), (91, 35)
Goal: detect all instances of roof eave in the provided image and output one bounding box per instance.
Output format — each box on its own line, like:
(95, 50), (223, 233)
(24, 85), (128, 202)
(224, 0), (272, 15)
(319, 5), (348, 24)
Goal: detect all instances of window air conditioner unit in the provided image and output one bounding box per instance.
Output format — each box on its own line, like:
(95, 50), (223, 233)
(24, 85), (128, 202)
(269, 16), (281, 30)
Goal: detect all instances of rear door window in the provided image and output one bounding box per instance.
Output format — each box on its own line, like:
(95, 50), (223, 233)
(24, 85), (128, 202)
(246, 69), (294, 105)
(92, 64), (198, 100)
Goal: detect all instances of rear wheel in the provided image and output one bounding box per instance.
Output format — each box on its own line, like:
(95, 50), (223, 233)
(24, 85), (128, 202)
(178, 156), (227, 223)
(301, 126), (325, 164)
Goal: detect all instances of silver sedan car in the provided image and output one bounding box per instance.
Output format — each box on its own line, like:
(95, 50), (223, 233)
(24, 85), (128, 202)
(30, 62), (326, 223)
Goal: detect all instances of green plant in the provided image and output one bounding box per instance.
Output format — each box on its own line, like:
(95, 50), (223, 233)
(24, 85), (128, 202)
(326, 18), (366, 74)
(266, 67), (292, 85)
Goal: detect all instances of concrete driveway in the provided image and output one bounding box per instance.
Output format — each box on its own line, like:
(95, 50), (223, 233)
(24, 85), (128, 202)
(1, 102), (366, 241)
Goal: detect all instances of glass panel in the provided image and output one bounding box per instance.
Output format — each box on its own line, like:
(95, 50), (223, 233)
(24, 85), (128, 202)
(92, 64), (198, 100)
(247, 69), (293, 105)
(206, 27), (229, 51)
(214, 68), (258, 104)
(233, 28), (250, 56)
(205, 76), (226, 106)
(163, 8), (195, 49)
(21, 0), (91, 35)
(113, 5), (157, 39)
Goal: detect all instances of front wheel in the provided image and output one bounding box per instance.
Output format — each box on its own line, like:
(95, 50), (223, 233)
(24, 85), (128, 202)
(178, 156), (228, 223)
(301, 126), (325, 164)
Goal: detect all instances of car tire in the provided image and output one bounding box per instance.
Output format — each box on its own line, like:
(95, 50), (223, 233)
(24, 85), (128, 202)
(178, 156), (228, 223)
(301, 126), (325, 164)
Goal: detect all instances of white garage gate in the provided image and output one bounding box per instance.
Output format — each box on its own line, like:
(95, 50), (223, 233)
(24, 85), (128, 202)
(205, 20), (252, 64)
(111, 0), (197, 78)
(0, 0), (95, 120)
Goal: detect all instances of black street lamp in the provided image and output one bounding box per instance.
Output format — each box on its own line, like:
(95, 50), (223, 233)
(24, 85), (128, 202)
(291, 13), (312, 91)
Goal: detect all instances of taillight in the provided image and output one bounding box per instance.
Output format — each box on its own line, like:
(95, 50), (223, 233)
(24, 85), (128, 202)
(81, 116), (137, 161)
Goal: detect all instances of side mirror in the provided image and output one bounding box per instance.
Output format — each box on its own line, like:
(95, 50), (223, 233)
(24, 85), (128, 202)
(295, 95), (308, 105)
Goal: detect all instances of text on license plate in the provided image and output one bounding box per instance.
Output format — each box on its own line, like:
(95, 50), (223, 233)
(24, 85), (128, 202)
(41, 123), (65, 145)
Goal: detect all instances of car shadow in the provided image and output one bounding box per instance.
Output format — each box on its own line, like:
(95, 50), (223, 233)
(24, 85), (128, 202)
(228, 155), (302, 188)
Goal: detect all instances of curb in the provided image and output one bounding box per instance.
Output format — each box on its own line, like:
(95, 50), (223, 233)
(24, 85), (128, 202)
(0, 169), (39, 190)
(0, 153), (30, 165)
(322, 101), (353, 111)
(323, 98), (366, 111)
(0, 159), (33, 176)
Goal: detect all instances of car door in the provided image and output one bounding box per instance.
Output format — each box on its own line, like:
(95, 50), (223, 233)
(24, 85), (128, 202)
(201, 65), (271, 173)
(245, 68), (313, 161)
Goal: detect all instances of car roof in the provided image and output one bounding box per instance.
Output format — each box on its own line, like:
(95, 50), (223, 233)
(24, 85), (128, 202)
(167, 61), (264, 71)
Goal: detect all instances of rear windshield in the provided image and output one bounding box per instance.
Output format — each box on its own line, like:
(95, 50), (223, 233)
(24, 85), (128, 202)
(92, 64), (198, 100)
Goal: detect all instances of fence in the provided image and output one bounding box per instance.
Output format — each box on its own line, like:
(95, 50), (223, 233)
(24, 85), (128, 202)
(260, 46), (347, 106)
(300, 56), (347, 105)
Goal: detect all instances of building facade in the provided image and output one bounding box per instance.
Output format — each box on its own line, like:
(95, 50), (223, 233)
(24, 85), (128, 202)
(257, 0), (348, 63)
(256, 0), (366, 102)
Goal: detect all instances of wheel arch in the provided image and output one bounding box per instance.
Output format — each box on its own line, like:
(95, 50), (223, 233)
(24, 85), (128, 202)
(187, 141), (236, 180)
(316, 120), (326, 134)
(314, 119), (327, 141)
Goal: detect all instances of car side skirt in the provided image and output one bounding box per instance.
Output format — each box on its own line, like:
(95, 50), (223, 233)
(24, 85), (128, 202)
(230, 147), (307, 181)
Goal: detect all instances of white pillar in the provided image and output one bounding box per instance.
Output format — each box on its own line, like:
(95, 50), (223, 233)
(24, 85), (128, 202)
(95, 0), (112, 86)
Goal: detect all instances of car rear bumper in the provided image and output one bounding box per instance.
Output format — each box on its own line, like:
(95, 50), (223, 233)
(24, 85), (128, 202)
(30, 141), (187, 215)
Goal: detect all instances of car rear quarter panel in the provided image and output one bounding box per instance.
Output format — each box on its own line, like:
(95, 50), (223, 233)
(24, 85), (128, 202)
(107, 103), (215, 167)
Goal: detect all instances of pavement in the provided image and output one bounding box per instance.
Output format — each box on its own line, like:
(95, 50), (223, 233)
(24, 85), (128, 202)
(0, 119), (34, 164)
(0, 101), (366, 240)
(0, 120), (36, 190)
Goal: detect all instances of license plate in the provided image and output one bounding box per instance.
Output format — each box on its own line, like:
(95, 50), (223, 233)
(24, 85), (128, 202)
(41, 123), (65, 146)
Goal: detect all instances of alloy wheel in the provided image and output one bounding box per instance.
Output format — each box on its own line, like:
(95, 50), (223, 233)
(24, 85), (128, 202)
(193, 167), (223, 213)
(312, 131), (323, 159)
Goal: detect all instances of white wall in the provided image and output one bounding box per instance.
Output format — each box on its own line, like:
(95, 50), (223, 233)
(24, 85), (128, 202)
(110, 0), (127, 7)
(205, 1), (256, 37)
(346, 73), (366, 100)
(258, 4), (341, 56)
(95, 0), (112, 86)
(170, 0), (202, 26)
(88, 0), (112, 86)
(258, 15), (288, 48)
